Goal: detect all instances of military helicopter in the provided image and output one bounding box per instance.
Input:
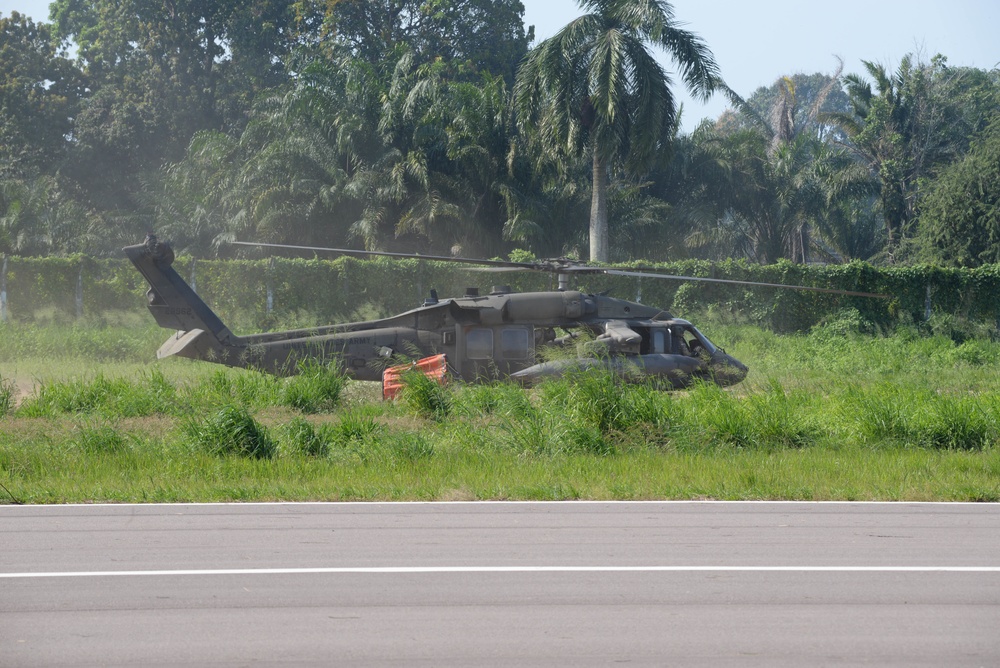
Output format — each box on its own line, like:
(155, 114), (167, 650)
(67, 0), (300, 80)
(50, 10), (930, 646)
(124, 235), (885, 389)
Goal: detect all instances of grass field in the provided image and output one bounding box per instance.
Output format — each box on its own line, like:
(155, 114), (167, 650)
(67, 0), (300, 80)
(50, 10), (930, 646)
(1, 316), (999, 504)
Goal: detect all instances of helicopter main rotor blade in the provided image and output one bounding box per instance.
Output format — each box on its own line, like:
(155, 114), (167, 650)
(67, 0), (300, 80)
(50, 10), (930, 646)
(464, 266), (534, 273)
(231, 241), (888, 299)
(594, 268), (889, 299)
(229, 241), (537, 270)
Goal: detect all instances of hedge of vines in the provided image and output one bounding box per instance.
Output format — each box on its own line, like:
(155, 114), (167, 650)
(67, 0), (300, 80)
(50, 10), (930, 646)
(1, 254), (998, 333)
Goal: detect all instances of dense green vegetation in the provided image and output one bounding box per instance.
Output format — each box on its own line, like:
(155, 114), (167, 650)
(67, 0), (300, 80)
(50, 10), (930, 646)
(2, 2), (999, 504)
(1, 320), (999, 504)
(2, 1), (998, 268)
(9, 252), (1000, 334)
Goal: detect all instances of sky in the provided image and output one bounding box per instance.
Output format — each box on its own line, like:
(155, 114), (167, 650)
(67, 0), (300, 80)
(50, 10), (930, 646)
(7, 0), (999, 131)
(522, 0), (1000, 130)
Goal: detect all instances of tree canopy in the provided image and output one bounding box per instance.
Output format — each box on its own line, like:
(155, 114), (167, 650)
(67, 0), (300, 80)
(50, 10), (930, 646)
(0, 12), (84, 179)
(0, 4), (997, 268)
(918, 115), (1000, 266)
(514, 0), (719, 261)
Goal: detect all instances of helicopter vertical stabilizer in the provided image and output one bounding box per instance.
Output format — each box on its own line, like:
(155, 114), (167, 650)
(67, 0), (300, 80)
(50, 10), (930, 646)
(123, 237), (237, 359)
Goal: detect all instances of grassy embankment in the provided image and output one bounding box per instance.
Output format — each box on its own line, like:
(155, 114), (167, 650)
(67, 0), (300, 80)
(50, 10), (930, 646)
(1, 315), (999, 503)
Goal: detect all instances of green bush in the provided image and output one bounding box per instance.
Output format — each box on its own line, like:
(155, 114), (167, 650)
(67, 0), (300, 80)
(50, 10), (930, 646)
(281, 417), (328, 457)
(811, 308), (878, 337)
(538, 369), (670, 440)
(399, 370), (451, 420)
(281, 360), (347, 413)
(322, 410), (383, 447)
(916, 395), (995, 451)
(186, 405), (276, 459)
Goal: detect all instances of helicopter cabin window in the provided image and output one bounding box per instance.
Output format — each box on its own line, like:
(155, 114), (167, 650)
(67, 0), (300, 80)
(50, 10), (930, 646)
(500, 327), (531, 359)
(650, 329), (667, 354)
(466, 328), (493, 359)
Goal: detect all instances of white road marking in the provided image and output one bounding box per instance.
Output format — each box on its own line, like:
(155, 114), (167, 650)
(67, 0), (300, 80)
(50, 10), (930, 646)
(2, 500), (998, 507)
(3, 566), (1000, 579)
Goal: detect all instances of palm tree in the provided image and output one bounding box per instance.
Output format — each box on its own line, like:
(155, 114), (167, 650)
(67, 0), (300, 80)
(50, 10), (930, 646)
(0, 176), (94, 256)
(162, 54), (387, 255)
(690, 128), (826, 264)
(684, 71), (847, 264)
(514, 0), (719, 262)
(824, 57), (936, 260)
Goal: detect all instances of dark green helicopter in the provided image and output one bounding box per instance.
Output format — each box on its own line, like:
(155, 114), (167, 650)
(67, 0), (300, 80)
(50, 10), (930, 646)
(124, 235), (884, 389)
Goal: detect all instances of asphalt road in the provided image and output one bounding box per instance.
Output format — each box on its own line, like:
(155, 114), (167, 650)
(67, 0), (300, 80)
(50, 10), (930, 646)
(2, 501), (999, 666)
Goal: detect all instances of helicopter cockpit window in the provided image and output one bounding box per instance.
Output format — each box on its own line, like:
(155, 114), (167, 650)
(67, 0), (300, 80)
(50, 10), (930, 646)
(670, 324), (717, 356)
(669, 328), (687, 355)
(466, 328), (494, 360)
(689, 327), (717, 355)
(500, 328), (531, 359)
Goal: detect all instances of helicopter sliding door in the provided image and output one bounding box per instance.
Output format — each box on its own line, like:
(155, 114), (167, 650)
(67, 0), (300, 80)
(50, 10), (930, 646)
(458, 325), (534, 381)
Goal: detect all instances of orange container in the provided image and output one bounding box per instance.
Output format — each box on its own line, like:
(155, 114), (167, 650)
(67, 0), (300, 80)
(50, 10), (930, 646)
(382, 354), (448, 400)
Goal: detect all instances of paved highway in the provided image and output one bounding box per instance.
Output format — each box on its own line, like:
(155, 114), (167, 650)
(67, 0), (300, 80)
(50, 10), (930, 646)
(2, 501), (999, 666)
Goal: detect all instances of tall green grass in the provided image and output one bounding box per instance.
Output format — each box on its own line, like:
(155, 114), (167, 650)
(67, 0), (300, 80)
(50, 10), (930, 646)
(0, 375), (14, 417)
(186, 404), (277, 459)
(3, 321), (1000, 502)
(18, 369), (178, 418)
(399, 369), (451, 420)
(6, 324), (1000, 455)
(0, 319), (164, 362)
(282, 416), (328, 457)
(6, 335), (1000, 456)
(281, 359), (347, 413)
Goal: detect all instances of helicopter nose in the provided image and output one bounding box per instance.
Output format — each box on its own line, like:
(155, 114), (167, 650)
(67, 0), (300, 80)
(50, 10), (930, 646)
(709, 351), (748, 386)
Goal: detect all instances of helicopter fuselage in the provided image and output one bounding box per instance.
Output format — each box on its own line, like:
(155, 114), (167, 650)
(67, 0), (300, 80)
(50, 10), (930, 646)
(125, 239), (748, 388)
